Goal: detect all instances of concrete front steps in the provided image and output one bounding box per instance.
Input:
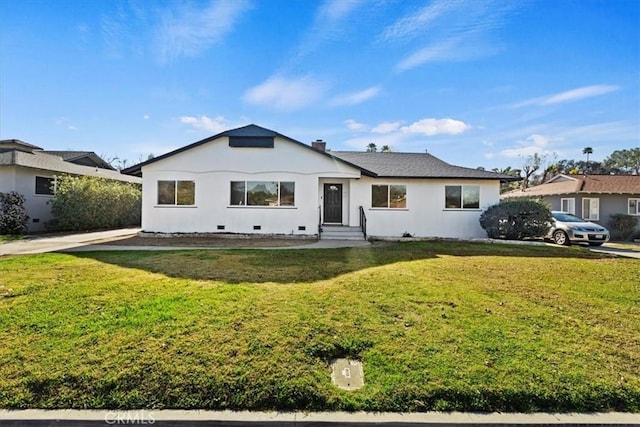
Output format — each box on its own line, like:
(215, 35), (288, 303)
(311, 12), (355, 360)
(321, 225), (366, 241)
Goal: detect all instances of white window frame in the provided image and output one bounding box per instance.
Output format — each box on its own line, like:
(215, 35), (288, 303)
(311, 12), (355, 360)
(157, 180), (196, 206)
(371, 184), (407, 209)
(229, 181), (295, 207)
(560, 198), (575, 214)
(628, 198), (640, 216)
(444, 185), (480, 210)
(582, 197), (599, 221)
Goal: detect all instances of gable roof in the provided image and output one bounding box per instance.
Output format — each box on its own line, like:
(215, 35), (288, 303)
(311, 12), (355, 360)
(121, 124), (374, 177)
(40, 150), (115, 170)
(122, 124), (516, 181)
(502, 174), (640, 198)
(0, 149), (140, 183)
(331, 151), (516, 180)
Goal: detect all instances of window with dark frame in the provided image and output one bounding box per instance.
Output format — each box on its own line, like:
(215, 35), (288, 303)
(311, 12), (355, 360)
(35, 176), (55, 196)
(371, 185), (407, 208)
(230, 181), (295, 206)
(157, 180), (195, 205)
(445, 185), (480, 209)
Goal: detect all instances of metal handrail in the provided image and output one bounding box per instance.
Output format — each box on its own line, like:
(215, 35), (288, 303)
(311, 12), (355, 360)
(359, 205), (367, 240)
(318, 205), (322, 240)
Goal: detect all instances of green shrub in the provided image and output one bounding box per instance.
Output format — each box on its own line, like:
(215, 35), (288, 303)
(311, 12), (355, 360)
(0, 191), (29, 235)
(479, 199), (552, 240)
(48, 175), (141, 231)
(608, 214), (638, 241)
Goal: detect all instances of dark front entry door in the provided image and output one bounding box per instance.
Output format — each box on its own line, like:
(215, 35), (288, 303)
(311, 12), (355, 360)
(323, 184), (343, 223)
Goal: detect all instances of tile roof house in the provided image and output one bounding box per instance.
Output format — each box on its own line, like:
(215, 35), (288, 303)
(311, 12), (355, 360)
(123, 124), (516, 240)
(0, 139), (141, 232)
(502, 174), (640, 229)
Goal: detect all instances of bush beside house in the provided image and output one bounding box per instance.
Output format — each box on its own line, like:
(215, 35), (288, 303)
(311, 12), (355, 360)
(0, 191), (29, 235)
(480, 199), (552, 240)
(48, 175), (141, 231)
(608, 214), (639, 241)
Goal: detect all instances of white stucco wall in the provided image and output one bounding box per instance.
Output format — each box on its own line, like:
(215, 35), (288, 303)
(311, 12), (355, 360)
(348, 177), (500, 238)
(140, 136), (502, 238)
(0, 166), (55, 232)
(140, 136), (361, 234)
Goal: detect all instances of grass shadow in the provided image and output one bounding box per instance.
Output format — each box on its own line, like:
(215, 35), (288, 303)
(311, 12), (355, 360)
(68, 240), (613, 284)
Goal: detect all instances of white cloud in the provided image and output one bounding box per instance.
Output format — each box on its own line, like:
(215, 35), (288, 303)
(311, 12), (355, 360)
(543, 85), (619, 105)
(372, 121), (402, 134)
(401, 118), (469, 136)
(318, 0), (363, 22)
(329, 86), (380, 106)
(382, 0), (520, 70)
(143, 114), (150, 120)
(511, 85), (620, 108)
(179, 115), (228, 133)
(294, 0), (365, 58)
(155, 0), (251, 63)
(244, 75), (327, 111)
(344, 119), (367, 132)
(499, 134), (554, 158)
(67, 125), (78, 131)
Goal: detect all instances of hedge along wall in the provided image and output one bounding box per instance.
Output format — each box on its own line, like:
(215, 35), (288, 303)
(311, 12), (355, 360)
(48, 175), (141, 231)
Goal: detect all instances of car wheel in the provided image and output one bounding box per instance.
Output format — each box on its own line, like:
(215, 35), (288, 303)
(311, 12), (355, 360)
(553, 230), (570, 246)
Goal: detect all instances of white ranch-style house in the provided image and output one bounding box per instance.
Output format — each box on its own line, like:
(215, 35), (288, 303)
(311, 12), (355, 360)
(123, 125), (516, 240)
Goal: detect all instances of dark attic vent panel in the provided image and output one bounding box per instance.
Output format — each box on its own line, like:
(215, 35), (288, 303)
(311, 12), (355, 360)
(229, 136), (274, 148)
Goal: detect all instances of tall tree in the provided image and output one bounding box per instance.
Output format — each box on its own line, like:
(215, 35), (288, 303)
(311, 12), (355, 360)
(380, 145), (392, 152)
(492, 166), (521, 193)
(603, 148), (640, 175)
(366, 143), (378, 152)
(521, 153), (542, 189)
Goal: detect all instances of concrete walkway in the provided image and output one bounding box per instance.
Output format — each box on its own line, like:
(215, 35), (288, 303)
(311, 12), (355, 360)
(0, 229), (371, 256)
(0, 409), (637, 426)
(0, 228), (141, 256)
(589, 244), (640, 259)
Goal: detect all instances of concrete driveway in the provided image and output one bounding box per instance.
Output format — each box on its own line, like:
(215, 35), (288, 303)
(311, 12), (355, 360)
(589, 243), (640, 259)
(0, 228), (140, 256)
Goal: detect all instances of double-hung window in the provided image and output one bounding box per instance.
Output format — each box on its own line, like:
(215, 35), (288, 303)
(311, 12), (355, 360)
(230, 181), (295, 206)
(560, 198), (575, 214)
(582, 197), (599, 220)
(445, 185), (480, 209)
(157, 180), (195, 205)
(371, 185), (406, 208)
(628, 198), (640, 216)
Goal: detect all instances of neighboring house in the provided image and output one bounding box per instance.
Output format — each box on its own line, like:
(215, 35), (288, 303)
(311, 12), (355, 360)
(502, 174), (640, 229)
(0, 139), (141, 232)
(123, 124), (515, 240)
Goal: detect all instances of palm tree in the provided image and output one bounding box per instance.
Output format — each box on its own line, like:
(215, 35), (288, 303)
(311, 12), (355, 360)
(582, 147), (593, 174)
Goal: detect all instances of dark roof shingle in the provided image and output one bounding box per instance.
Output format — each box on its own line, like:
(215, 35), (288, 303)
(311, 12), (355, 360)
(331, 151), (516, 180)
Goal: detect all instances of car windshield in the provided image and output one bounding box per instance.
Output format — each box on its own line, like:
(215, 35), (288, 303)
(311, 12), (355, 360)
(553, 212), (585, 222)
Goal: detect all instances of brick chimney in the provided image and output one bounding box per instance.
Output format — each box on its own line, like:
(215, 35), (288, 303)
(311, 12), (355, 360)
(311, 139), (326, 152)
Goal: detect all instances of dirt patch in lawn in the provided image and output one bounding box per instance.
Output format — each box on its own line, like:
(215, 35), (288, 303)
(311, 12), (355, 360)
(95, 235), (318, 248)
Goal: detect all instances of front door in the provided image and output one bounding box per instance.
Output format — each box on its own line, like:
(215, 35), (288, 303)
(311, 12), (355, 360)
(323, 184), (342, 223)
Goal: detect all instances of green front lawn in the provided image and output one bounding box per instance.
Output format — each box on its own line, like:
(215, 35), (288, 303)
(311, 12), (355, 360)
(0, 242), (638, 412)
(0, 235), (23, 243)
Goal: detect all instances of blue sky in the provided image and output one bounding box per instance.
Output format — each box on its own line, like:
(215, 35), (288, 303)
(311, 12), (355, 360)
(1, 0), (638, 170)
